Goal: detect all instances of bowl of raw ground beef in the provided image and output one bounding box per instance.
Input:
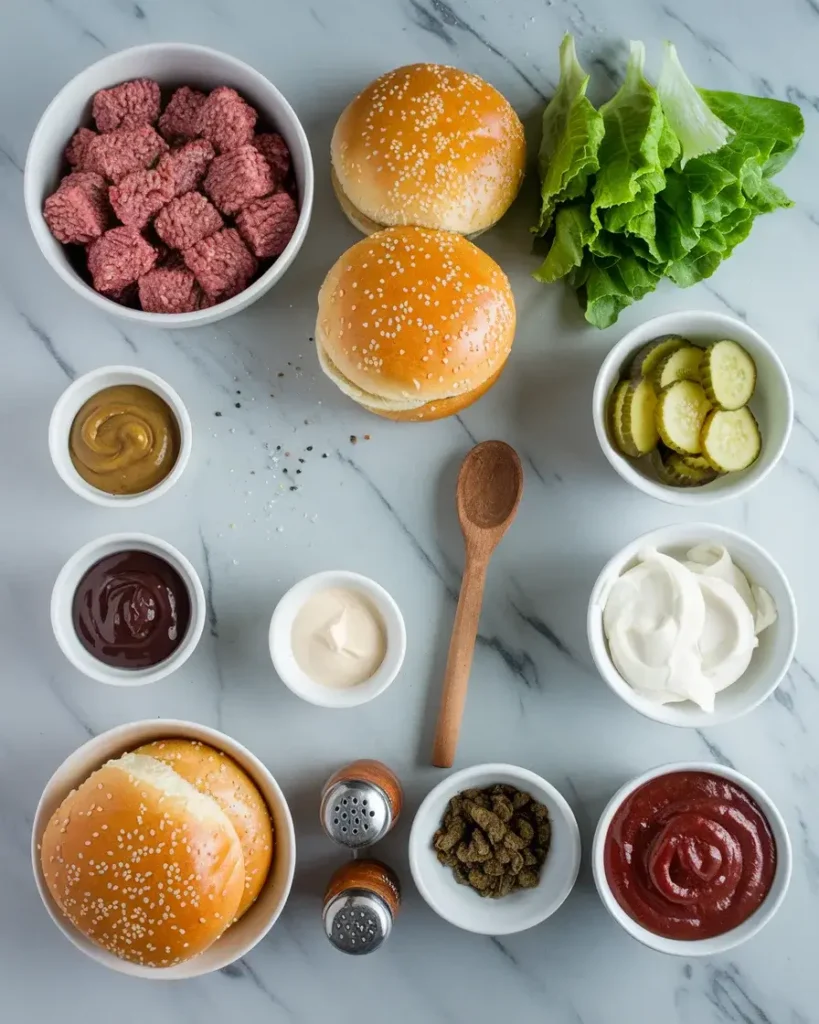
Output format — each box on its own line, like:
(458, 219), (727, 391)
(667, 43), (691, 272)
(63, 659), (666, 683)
(25, 43), (313, 327)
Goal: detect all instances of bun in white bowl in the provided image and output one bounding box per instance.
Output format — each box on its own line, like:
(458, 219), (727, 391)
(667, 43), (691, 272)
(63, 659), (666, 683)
(25, 42), (313, 327)
(32, 719), (296, 977)
(587, 523), (797, 727)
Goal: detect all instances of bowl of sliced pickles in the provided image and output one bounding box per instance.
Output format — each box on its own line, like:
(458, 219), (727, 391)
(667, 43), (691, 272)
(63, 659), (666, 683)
(593, 311), (793, 505)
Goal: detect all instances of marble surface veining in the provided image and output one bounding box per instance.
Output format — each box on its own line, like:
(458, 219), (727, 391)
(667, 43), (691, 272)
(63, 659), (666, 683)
(1, 1), (818, 1021)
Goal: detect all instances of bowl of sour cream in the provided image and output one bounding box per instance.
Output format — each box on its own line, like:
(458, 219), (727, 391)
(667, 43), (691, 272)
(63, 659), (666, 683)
(587, 524), (797, 726)
(269, 570), (406, 708)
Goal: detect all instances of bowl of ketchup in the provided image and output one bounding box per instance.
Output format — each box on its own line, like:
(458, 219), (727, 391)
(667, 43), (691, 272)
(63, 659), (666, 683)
(592, 762), (792, 955)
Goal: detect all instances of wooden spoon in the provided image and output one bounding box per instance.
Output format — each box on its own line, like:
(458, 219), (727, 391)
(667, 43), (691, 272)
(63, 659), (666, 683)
(431, 441), (524, 768)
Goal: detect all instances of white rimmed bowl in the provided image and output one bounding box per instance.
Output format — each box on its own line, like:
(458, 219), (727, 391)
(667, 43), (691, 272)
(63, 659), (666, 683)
(592, 761), (792, 955)
(587, 523), (797, 727)
(51, 532), (206, 685)
(592, 311), (793, 505)
(25, 42), (313, 327)
(32, 718), (296, 978)
(269, 570), (406, 708)
(49, 365), (192, 507)
(409, 764), (581, 935)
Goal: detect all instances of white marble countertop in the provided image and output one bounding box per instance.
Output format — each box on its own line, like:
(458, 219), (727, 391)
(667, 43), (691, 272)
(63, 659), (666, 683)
(2, 1), (818, 1021)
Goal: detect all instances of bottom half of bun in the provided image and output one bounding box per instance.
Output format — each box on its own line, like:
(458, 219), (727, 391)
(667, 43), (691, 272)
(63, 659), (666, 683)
(317, 336), (509, 422)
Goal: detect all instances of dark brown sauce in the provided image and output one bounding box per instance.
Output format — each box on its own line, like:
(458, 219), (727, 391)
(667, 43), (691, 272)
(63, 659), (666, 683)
(72, 549), (191, 668)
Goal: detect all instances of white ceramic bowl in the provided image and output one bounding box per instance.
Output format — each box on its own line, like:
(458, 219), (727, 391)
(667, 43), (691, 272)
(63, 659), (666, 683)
(51, 532), (206, 685)
(592, 761), (792, 955)
(25, 42), (313, 327)
(269, 570), (406, 708)
(592, 311), (793, 505)
(32, 718), (296, 978)
(587, 523), (797, 727)
(409, 764), (581, 935)
(49, 365), (192, 506)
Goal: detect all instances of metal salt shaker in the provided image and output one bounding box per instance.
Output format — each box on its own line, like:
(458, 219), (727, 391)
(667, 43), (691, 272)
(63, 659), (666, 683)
(320, 759), (403, 849)
(322, 859), (402, 955)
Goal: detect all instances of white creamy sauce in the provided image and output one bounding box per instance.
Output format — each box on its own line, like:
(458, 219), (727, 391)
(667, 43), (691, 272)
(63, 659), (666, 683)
(291, 587), (387, 688)
(603, 543), (777, 712)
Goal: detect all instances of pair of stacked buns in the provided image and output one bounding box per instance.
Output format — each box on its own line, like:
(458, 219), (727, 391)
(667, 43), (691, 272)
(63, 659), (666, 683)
(40, 739), (273, 968)
(318, 64), (525, 422)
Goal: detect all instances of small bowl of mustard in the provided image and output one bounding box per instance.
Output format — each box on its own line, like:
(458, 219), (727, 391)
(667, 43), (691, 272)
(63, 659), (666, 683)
(48, 364), (192, 507)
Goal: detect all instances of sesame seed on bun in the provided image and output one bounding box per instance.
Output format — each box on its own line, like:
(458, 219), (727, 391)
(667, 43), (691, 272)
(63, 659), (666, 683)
(331, 64), (525, 237)
(39, 740), (274, 969)
(316, 226), (516, 422)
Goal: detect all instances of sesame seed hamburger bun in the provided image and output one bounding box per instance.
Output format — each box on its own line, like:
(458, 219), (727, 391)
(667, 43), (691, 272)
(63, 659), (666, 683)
(331, 63), (525, 236)
(39, 750), (248, 968)
(136, 739), (273, 919)
(316, 226), (515, 422)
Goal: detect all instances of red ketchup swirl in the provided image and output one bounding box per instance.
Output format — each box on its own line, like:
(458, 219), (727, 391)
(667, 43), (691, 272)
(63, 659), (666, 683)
(72, 550), (191, 669)
(604, 771), (776, 940)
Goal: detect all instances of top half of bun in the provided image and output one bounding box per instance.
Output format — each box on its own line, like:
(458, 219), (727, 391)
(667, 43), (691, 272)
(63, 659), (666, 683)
(136, 739), (273, 917)
(331, 64), (525, 236)
(40, 752), (245, 968)
(316, 226), (515, 416)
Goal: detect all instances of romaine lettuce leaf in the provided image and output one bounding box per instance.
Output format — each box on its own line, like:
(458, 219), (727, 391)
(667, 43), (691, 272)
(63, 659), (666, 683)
(657, 42), (733, 166)
(534, 35), (605, 236)
(533, 204), (595, 282)
(531, 35), (804, 327)
(591, 41), (680, 225)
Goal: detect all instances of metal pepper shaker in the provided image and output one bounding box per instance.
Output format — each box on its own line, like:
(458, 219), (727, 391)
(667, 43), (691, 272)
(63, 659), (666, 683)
(322, 859), (402, 954)
(320, 759), (403, 849)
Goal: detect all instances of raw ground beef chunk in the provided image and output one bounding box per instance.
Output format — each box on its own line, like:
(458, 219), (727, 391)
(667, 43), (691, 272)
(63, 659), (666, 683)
(87, 226), (157, 294)
(252, 133), (291, 186)
(184, 228), (257, 299)
(83, 125), (168, 184)
(157, 139), (215, 198)
(64, 127), (96, 169)
(154, 192), (223, 250)
(138, 267), (205, 313)
(43, 172), (110, 244)
(235, 192), (298, 258)
(196, 86), (257, 153)
(158, 86), (206, 143)
(109, 168), (173, 229)
(92, 78), (161, 132)
(203, 144), (273, 215)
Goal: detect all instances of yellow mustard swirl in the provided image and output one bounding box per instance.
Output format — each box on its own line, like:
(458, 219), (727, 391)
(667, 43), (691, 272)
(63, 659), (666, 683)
(69, 384), (179, 495)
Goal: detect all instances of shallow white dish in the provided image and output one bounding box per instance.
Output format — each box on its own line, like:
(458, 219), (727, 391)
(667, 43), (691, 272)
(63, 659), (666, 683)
(409, 764), (581, 935)
(48, 364), (192, 507)
(25, 42), (314, 328)
(591, 761), (792, 955)
(269, 570), (406, 708)
(592, 310), (793, 505)
(31, 718), (296, 978)
(587, 522), (797, 727)
(51, 532), (206, 685)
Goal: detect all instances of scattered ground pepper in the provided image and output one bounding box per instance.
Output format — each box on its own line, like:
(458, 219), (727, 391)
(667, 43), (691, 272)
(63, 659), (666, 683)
(433, 785), (551, 898)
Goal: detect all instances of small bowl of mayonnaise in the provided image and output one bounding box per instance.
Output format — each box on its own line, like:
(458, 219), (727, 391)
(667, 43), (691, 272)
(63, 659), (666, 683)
(587, 523), (797, 727)
(269, 570), (407, 708)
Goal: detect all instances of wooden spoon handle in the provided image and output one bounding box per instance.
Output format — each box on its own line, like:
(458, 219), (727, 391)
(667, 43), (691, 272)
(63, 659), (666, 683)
(432, 553), (488, 768)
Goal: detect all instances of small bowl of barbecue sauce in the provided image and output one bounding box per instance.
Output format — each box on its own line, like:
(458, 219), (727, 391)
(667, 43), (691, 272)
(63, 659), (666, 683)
(51, 533), (206, 685)
(592, 762), (792, 956)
